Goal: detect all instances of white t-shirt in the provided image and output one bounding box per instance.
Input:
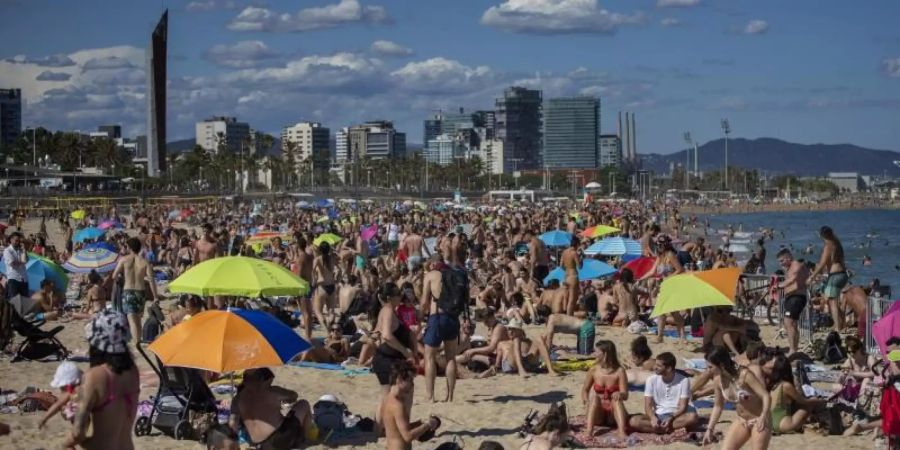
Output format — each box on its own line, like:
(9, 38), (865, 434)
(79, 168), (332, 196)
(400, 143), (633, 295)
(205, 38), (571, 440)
(388, 224), (399, 241)
(644, 373), (691, 415)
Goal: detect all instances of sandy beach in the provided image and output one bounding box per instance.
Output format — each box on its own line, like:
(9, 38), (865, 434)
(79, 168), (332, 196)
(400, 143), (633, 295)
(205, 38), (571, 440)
(0, 217), (880, 450)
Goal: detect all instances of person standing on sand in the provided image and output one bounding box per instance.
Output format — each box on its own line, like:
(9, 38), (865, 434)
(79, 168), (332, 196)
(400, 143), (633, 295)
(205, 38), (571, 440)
(3, 232), (28, 299)
(112, 237), (159, 344)
(422, 253), (463, 403)
(809, 226), (848, 332)
(400, 227), (429, 272)
(777, 248), (809, 355)
(194, 223), (219, 264)
(560, 236), (580, 317)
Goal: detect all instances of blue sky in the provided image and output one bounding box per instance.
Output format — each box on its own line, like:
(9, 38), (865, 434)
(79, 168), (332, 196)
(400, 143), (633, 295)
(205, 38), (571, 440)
(1, 0), (899, 153)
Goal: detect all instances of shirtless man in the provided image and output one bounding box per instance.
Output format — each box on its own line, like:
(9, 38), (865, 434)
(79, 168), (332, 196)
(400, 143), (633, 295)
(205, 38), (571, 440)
(422, 254), (463, 402)
(529, 230), (551, 282)
(542, 313), (595, 355)
(194, 223), (219, 264)
(231, 368), (313, 450)
(611, 269), (638, 326)
(112, 237), (159, 343)
(809, 226), (848, 332)
(777, 248), (810, 354)
(338, 275), (362, 314)
(560, 237), (581, 316)
(401, 228), (429, 271)
(381, 361), (441, 450)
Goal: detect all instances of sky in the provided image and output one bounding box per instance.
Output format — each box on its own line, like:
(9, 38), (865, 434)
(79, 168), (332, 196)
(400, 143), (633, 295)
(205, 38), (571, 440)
(1, 0), (899, 154)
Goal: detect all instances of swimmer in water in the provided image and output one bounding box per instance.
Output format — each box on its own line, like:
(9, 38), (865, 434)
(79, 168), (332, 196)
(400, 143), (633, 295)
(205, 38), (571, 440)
(863, 255), (872, 266)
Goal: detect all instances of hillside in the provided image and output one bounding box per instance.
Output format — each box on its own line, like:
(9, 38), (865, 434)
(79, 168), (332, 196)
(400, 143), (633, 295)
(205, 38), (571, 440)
(640, 137), (900, 177)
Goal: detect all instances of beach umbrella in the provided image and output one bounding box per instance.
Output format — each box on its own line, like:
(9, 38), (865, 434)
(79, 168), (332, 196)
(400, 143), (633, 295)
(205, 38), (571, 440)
(620, 256), (656, 280)
(0, 253), (68, 294)
(579, 259), (617, 280)
(539, 230), (573, 247)
(650, 268), (741, 318)
(148, 308), (311, 372)
(8, 295), (41, 317)
(70, 210), (86, 221)
(247, 232), (289, 244)
(580, 225), (620, 239)
(313, 233), (342, 247)
(97, 220), (123, 231)
(85, 241), (117, 253)
(584, 237), (641, 257)
(169, 256), (309, 298)
(73, 227), (105, 243)
(543, 267), (567, 286)
(360, 225), (378, 242)
(871, 302), (900, 357)
(62, 247), (119, 273)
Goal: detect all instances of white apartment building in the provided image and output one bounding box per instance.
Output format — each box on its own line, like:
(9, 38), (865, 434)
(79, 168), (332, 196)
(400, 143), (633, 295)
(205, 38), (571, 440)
(195, 116), (251, 154)
(280, 121), (330, 162)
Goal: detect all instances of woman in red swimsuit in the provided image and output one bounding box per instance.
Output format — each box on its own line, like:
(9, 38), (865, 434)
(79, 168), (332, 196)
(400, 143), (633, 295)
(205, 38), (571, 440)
(581, 340), (630, 438)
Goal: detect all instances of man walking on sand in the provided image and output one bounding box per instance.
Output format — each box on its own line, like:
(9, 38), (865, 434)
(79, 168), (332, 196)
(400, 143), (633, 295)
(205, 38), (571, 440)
(778, 248), (809, 355)
(113, 237), (159, 343)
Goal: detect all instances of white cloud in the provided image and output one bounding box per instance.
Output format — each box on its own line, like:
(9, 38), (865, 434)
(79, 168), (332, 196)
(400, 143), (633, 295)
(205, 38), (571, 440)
(3, 53), (75, 67)
(228, 0), (389, 32)
(186, 0), (237, 12)
(481, 0), (644, 35)
(370, 40), (413, 57)
(657, 0), (700, 7)
(204, 40), (281, 68)
(391, 58), (494, 94)
(660, 17), (681, 27)
(883, 58), (900, 78)
(223, 52), (386, 93)
(743, 19), (769, 35)
(82, 56), (136, 71)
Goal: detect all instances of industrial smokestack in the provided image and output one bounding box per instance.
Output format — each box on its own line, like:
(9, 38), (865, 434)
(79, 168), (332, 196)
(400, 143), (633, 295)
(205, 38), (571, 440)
(630, 112), (637, 162)
(622, 112), (630, 163)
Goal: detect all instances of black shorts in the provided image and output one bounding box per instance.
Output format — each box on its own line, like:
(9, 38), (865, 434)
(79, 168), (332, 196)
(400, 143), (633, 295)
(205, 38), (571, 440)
(371, 348), (405, 386)
(783, 294), (807, 320)
(533, 265), (550, 283)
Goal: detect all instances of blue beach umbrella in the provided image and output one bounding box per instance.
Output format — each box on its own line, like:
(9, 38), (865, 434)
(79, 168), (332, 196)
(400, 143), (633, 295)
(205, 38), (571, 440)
(73, 227), (105, 243)
(584, 237), (641, 257)
(579, 259), (617, 280)
(85, 241), (117, 253)
(539, 230), (573, 247)
(543, 267), (566, 286)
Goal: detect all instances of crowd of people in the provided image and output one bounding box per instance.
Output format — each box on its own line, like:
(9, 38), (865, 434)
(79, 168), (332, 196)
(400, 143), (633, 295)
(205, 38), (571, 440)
(0, 197), (897, 450)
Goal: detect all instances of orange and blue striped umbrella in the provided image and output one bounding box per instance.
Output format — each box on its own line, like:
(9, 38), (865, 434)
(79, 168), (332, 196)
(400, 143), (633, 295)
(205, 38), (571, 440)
(148, 308), (311, 372)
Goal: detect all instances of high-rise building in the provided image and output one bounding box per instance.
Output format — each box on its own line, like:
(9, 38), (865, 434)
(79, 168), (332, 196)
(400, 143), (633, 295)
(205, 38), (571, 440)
(145, 9), (168, 176)
(0, 89), (22, 148)
(495, 86), (542, 173)
(195, 116), (251, 154)
(599, 134), (621, 167)
(425, 134), (459, 166)
(618, 111), (638, 165)
(335, 127), (349, 164)
(281, 121), (330, 171)
(98, 125), (122, 140)
(423, 114), (442, 146)
(347, 121), (406, 160)
(474, 110), (495, 140)
(442, 108), (477, 136)
(542, 97), (600, 169)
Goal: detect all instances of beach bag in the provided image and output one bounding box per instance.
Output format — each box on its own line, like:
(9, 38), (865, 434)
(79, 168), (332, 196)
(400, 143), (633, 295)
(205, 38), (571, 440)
(313, 399), (348, 434)
(141, 303), (165, 343)
(437, 267), (469, 318)
(823, 331), (846, 364)
(881, 380), (900, 437)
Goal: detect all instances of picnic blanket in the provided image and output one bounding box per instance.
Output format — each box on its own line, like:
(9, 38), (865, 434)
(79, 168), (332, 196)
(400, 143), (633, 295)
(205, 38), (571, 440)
(568, 415), (704, 448)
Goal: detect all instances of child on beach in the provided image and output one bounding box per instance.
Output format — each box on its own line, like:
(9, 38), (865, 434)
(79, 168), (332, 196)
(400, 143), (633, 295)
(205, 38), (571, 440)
(38, 361), (83, 429)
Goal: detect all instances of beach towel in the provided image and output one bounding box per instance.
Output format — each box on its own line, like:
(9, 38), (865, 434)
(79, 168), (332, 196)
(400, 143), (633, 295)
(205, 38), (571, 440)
(683, 358), (707, 370)
(552, 359), (596, 372)
(289, 361), (370, 376)
(693, 399), (736, 410)
(568, 415), (703, 448)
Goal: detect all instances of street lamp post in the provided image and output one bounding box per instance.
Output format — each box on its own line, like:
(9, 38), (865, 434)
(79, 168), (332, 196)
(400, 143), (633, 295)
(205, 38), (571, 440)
(721, 119), (731, 191)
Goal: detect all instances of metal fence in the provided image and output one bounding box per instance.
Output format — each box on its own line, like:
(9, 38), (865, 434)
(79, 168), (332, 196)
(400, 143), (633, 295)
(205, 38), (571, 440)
(866, 286), (896, 353)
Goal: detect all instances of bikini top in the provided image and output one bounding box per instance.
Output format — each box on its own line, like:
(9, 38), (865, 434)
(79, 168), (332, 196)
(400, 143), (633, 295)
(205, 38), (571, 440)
(91, 366), (138, 419)
(719, 370), (751, 403)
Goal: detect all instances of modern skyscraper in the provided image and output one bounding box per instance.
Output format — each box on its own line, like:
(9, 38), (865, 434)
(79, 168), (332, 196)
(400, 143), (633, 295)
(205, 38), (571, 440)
(281, 121), (331, 172)
(423, 113), (442, 146)
(599, 135), (621, 167)
(442, 108), (476, 136)
(97, 125), (122, 139)
(0, 89), (22, 148)
(145, 9), (167, 176)
(335, 127), (349, 163)
(495, 87), (542, 172)
(542, 97), (600, 169)
(195, 116), (251, 154)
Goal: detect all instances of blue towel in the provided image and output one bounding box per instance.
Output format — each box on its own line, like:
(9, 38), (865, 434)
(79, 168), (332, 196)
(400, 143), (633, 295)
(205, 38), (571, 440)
(628, 384), (644, 392)
(289, 361), (370, 376)
(693, 399), (736, 410)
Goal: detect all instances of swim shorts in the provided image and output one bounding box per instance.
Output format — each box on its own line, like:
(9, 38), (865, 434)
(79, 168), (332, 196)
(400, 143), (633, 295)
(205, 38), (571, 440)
(407, 255), (423, 271)
(783, 294), (807, 320)
(355, 255), (366, 270)
(123, 289), (146, 315)
(423, 313), (460, 347)
(823, 272), (849, 299)
(577, 320), (596, 355)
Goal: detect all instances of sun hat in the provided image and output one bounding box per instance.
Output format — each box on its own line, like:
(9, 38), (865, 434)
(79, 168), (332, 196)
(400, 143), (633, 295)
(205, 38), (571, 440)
(50, 361), (83, 388)
(85, 310), (131, 354)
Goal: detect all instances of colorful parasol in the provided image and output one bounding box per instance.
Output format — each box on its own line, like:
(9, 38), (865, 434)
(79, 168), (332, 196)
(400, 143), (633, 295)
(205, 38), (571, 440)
(650, 268), (741, 318)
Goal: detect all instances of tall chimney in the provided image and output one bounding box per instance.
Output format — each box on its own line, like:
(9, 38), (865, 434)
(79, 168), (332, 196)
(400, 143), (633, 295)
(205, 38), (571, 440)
(622, 112), (630, 163)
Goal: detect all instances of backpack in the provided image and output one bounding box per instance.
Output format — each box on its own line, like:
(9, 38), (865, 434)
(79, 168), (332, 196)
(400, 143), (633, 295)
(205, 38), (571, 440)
(313, 400), (348, 434)
(822, 331), (846, 364)
(881, 379), (900, 437)
(437, 267), (470, 318)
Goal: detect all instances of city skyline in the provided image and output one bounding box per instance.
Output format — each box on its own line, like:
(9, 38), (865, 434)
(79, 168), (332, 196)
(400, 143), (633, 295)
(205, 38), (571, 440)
(1, 0), (899, 154)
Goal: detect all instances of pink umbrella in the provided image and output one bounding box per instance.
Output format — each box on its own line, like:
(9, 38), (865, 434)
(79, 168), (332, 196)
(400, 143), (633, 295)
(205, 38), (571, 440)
(360, 225), (377, 242)
(871, 301), (900, 356)
(98, 220), (123, 230)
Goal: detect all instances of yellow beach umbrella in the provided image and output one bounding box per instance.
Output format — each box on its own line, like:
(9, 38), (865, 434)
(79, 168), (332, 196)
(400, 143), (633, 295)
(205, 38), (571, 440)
(650, 268), (741, 318)
(313, 233), (342, 247)
(168, 256), (309, 297)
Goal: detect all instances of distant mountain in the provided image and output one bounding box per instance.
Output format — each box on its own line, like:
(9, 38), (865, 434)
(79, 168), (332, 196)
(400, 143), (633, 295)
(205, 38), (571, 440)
(166, 138), (282, 156)
(640, 137), (900, 177)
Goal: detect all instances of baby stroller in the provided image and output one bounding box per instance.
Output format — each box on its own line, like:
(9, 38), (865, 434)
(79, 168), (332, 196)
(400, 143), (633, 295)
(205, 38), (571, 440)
(134, 344), (218, 441)
(10, 309), (69, 362)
